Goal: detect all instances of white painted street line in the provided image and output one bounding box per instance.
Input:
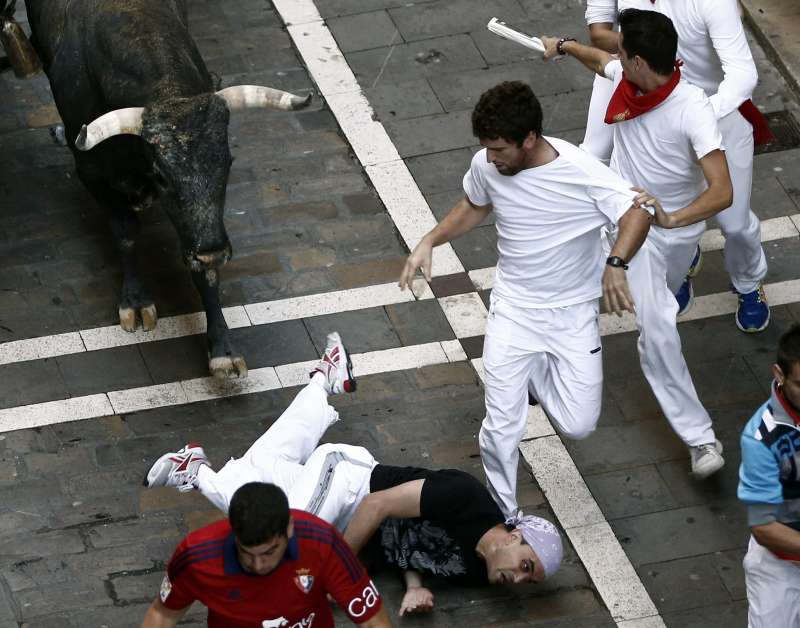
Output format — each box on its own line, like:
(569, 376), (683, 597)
(0, 283), (416, 367)
(81, 307), (250, 353)
(182, 368), (282, 403)
(567, 522), (663, 625)
(0, 332), (85, 366)
(365, 161), (465, 275)
(523, 404), (556, 440)
(519, 437), (606, 530)
(700, 213), (799, 251)
(616, 617), (668, 628)
(284, 20), (359, 96)
(0, 340), (465, 433)
(324, 90), (401, 168)
(438, 292), (488, 338)
(107, 383), (187, 415)
(269, 0), (319, 26)
(0, 395), (113, 432)
(246, 282), (414, 325)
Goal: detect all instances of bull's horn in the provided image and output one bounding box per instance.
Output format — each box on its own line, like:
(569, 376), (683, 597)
(75, 107), (145, 151)
(215, 85), (312, 112)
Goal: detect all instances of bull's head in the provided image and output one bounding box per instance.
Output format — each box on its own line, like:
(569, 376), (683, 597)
(74, 86), (311, 272)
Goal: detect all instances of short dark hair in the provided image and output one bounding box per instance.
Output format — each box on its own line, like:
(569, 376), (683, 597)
(472, 81), (543, 146)
(777, 324), (800, 375)
(618, 8), (678, 76)
(228, 482), (290, 547)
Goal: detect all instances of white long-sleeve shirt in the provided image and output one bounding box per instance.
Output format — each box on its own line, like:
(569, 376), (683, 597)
(585, 0), (758, 119)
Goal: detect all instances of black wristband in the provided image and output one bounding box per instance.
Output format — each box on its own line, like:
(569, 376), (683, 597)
(557, 37), (576, 55)
(606, 255), (628, 270)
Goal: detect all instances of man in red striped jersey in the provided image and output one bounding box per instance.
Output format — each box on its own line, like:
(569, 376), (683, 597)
(140, 482), (392, 628)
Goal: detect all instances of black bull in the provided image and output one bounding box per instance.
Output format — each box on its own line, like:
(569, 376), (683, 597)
(23, 0), (310, 378)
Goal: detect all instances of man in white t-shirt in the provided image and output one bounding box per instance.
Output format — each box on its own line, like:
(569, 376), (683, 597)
(542, 9), (733, 478)
(577, 0), (770, 333)
(398, 81), (654, 517)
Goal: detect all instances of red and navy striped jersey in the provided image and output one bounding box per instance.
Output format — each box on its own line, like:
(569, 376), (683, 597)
(159, 509), (382, 627)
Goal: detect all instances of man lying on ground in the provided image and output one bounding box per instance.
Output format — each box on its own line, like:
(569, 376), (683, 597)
(144, 332), (563, 616)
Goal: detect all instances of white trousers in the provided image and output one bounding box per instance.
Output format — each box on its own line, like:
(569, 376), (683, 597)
(480, 297), (603, 516)
(624, 227), (715, 446)
(716, 110), (768, 294)
(744, 536), (800, 627)
(196, 382), (377, 532)
(580, 73), (615, 164)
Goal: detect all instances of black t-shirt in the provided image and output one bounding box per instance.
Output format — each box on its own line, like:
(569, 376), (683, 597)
(369, 464), (504, 585)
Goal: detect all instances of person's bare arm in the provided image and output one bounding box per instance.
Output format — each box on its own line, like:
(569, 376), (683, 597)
(643, 150), (732, 229)
(751, 521), (800, 557)
(140, 598), (189, 628)
(541, 36), (613, 75)
(343, 480), (424, 554)
(589, 23), (619, 53)
(399, 197), (491, 289)
(358, 605), (394, 628)
(602, 206), (652, 315)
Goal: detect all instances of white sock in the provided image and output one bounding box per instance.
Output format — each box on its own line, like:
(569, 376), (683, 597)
(311, 370), (328, 390)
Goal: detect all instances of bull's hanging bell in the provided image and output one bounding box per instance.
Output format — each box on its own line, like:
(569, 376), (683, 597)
(0, 1), (42, 78)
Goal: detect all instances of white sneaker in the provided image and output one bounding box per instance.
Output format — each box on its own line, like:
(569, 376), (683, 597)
(143, 443), (210, 492)
(690, 440), (724, 480)
(310, 332), (356, 395)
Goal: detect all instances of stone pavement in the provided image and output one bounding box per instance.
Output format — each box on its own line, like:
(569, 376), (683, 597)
(0, 0), (799, 626)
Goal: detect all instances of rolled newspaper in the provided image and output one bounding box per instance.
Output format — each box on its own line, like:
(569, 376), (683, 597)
(487, 17), (545, 53)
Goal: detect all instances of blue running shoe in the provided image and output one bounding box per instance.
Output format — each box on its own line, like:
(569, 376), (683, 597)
(735, 285), (770, 332)
(687, 245), (703, 278)
(675, 277), (694, 316)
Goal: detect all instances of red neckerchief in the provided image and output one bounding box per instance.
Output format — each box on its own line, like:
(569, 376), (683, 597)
(604, 64), (681, 124)
(776, 384), (800, 427)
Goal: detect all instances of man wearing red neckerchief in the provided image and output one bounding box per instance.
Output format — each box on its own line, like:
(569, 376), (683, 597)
(579, 0), (772, 333)
(738, 324), (800, 627)
(541, 9), (731, 480)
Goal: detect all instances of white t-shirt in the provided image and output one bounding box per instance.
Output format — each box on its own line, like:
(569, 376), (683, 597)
(604, 60), (723, 212)
(616, 0), (758, 119)
(463, 137), (637, 309)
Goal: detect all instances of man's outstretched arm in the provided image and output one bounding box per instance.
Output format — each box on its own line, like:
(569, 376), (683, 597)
(140, 598), (189, 628)
(751, 520), (800, 557)
(399, 197), (490, 289)
(540, 36), (614, 76)
(343, 480), (424, 554)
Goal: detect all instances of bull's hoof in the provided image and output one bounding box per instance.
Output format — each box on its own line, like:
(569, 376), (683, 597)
(209, 355), (248, 380)
(118, 304), (158, 332)
(141, 304), (158, 331)
(119, 307), (137, 332)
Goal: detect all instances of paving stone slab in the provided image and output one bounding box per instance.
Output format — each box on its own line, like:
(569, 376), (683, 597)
(611, 504), (748, 566)
(388, 0), (527, 43)
(346, 34), (487, 86)
(661, 599), (748, 628)
(638, 554), (735, 614)
(327, 10), (403, 53)
(364, 79), (445, 122)
(385, 299), (456, 346)
(0, 358), (69, 410)
(384, 109), (475, 157)
(56, 345), (153, 398)
(406, 148), (475, 196)
(585, 465), (678, 520)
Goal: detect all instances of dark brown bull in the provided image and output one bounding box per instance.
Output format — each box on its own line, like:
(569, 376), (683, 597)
(23, 0), (310, 378)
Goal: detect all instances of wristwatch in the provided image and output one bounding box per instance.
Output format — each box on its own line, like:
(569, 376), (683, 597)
(557, 37), (577, 55)
(606, 255), (629, 270)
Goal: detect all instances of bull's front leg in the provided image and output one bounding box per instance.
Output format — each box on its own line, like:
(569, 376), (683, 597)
(110, 207), (158, 332)
(191, 268), (247, 379)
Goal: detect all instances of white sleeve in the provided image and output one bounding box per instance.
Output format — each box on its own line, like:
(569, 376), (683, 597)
(462, 152), (491, 207)
(588, 184), (636, 225)
(703, 0), (758, 119)
(686, 95), (724, 160)
(603, 59), (622, 82)
(585, 0), (618, 26)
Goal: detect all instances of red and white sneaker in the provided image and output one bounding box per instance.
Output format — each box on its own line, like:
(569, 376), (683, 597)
(311, 332), (356, 395)
(143, 443), (210, 493)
